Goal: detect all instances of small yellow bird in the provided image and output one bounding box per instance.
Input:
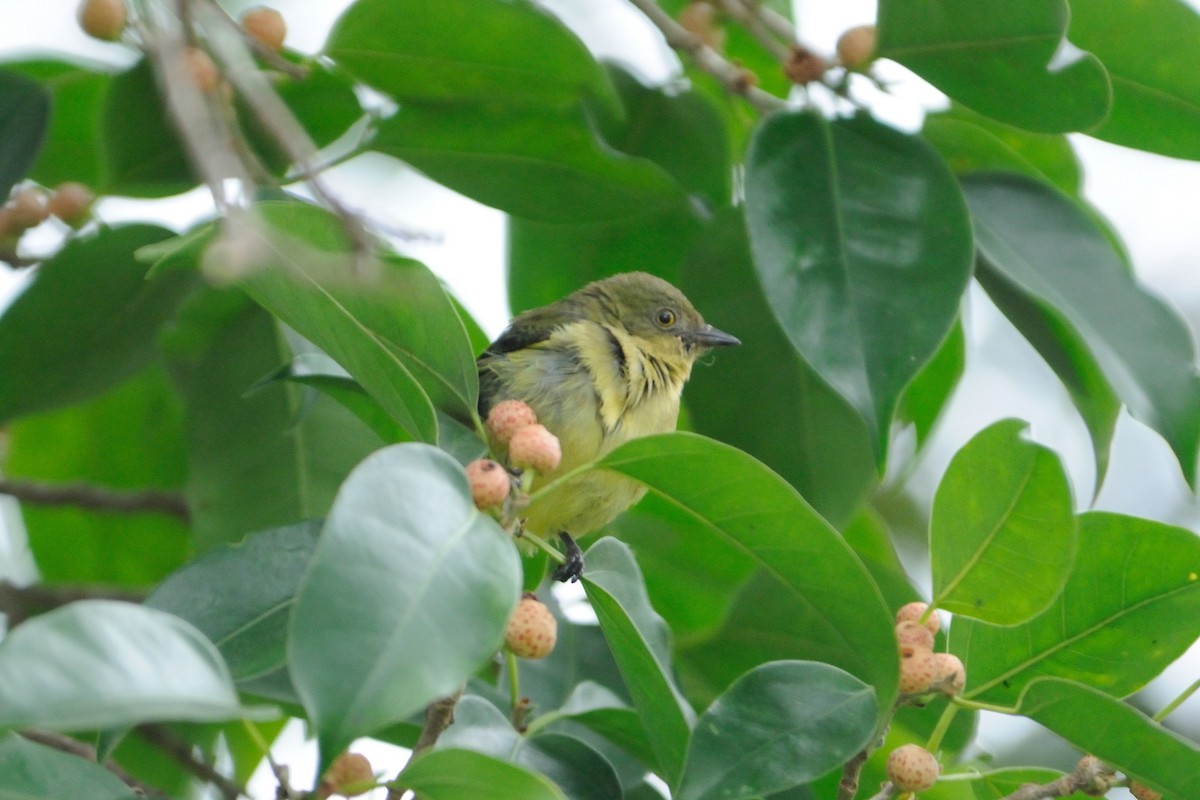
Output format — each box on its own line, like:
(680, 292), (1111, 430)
(478, 271), (739, 581)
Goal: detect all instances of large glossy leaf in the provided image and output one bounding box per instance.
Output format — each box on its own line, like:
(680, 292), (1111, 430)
(372, 104), (685, 224)
(895, 320), (965, 449)
(676, 661), (876, 800)
(100, 60), (194, 196)
(964, 174), (1200, 486)
(1070, 0), (1200, 159)
(5, 368), (190, 585)
(682, 209), (876, 528)
(0, 69), (49, 198)
(325, 0), (618, 113)
(592, 433), (898, 721)
(288, 444), (521, 763)
(1014, 678), (1200, 798)
(399, 748), (567, 800)
(0, 733), (139, 800)
(877, 0), (1111, 133)
(930, 419), (1076, 624)
(581, 538), (695, 784)
(147, 521), (320, 694)
(0, 601), (247, 732)
(0, 224), (193, 423)
(744, 111), (973, 459)
(954, 512), (1200, 704)
(173, 294), (381, 549)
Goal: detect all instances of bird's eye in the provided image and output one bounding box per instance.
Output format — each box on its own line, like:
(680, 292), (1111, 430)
(655, 308), (677, 328)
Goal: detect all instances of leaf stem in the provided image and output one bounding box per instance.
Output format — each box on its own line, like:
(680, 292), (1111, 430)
(924, 701), (959, 753)
(506, 648), (521, 712)
(1154, 676), (1200, 723)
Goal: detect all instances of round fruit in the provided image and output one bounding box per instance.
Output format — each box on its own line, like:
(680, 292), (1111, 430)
(886, 744), (939, 792)
(678, 2), (725, 51)
(508, 423), (562, 473)
(898, 644), (938, 694)
(783, 45), (827, 85)
(895, 620), (934, 650)
(78, 0), (127, 42)
(932, 652), (966, 696)
(895, 601), (940, 635)
(185, 47), (220, 94)
(47, 182), (95, 226)
(486, 399), (538, 444)
(240, 6), (287, 52)
(466, 458), (510, 510)
(836, 24), (877, 70)
(319, 751), (374, 798)
(505, 595), (557, 659)
(6, 187), (47, 230)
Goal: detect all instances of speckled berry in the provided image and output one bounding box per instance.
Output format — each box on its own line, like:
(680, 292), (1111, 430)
(466, 458), (510, 510)
(240, 6), (287, 51)
(895, 620), (935, 650)
(836, 24), (877, 70)
(899, 644), (938, 695)
(505, 595), (557, 659)
(886, 744), (939, 792)
(896, 601), (940, 635)
(318, 751), (374, 798)
(78, 0), (127, 41)
(508, 423), (561, 473)
(932, 652), (965, 696)
(486, 399), (538, 444)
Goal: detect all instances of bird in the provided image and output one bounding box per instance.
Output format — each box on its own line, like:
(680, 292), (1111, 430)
(477, 271), (739, 581)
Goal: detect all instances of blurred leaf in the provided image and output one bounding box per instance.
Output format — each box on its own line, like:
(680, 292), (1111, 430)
(955, 512), (1200, 704)
(6, 59), (110, 189)
(5, 367), (190, 585)
(744, 111), (973, 460)
(582, 538), (695, 784)
(595, 433), (898, 722)
(877, 0), (1111, 133)
(0, 68), (51, 197)
(921, 106), (1081, 196)
(544, 682), (656, 768)
(288, 444), (521, 764)
(146, 521), (320, 698)
(1015, 678), (1200, 798)
(372, 104), (685, 223)
(100, 60), (194, 196)
(0, 733), (139, 800)
(964, 174), (1200, 486)
(0, 224), (193, 423)
(0, 601), (248, 732)
(896, 319), (965, 449)
(325, 0), (618, 114)
(675, 661), (876, 800)
(1070, 0), (1200, 159)
(399, 748), (567, 800)
(174, 296), (381, 549)
(930, 419), (1076, 624)
(682, 208), (876, 528)
(842, 509), (920, 613)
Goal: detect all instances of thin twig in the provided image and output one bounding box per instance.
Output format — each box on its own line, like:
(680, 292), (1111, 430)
(19, 729), (163, 796)
(626, 0), (786, 114)
(0, 581), (148, 626)
(714, 0), (791, 60)
(998, 756), (1118, 800)
(200, 0), (309, 80)
(837, 747), (870, 800)
(0, 478), (190, 522)
(137, 724), (247, 800)
(866, 782), (897, 800)
(413, 689), (464, 756)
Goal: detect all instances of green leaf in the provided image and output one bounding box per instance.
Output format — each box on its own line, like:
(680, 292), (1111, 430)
(399, 748), (567, 800)
(0, 601), (248, 732)
(954, 511), (1200, 703)
(0, 224), (193, 423)
(233, 201), (479, 441)
(594, 433), (898, 721)
(288, 444), (521, 763)
(676, 661), (876, 800)
(1014, 678), (1200, 798)
(930, 419), (1076, 624)
(325, 0), (618, 113)
(963, 174), (1200, 486)
(877, 0), (1111, 133)
(0, 733), (139, 800)
(581, 538), (695, 784)
(681, 208), (876, 528)
(147, 521), (320, 695)
(1070, 0), (1200, 159)
(5, 59), (110, 189)
(896, 319), (965, 449)
(100, 60), (194, 196)
(372, 104), (685, 223)
(744, 111), (973, 459)
(174, 295), (382, 549)
(0, 68), (50, 197)
(921, 105), (1082, 197)
(5, 367), (190, 585)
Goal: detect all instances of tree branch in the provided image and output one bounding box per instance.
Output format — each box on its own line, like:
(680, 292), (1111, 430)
(384, 688), (464, 800)
(0, 478), (190, 522)
(137, 724), (247, 800)
(19, 729), (163, 796)
(0, 581), (147, 626)
(999, 756), (1118, 800)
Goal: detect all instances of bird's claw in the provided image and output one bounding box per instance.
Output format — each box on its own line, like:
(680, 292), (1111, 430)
(552, 532), (584, 583)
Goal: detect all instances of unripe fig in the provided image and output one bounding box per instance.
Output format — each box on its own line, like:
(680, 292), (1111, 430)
(895, 620), (935, 650)
(318, 751), (374, 798)
(486, 399), (538, 444)
(899, 644), (938, 694)
(240, 6), (287, 51)
(185, 47), (220, 94)
(836, 24), (877, 70)
(886, 744), (939, 792)
(466, 458), (510, 510)
(678, 2), (725, 51)
(932, 652), (965, 696)
(47, 182), (95, 226)
(78, 0), (127, 42)
(506, 594), (557, 659)
(895, 601), (940, 635)
(508, 423), (562, 473)
(6, 187), (47, 230)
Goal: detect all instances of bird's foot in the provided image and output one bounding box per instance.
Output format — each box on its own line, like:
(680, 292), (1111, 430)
(551, 532), (584, 583)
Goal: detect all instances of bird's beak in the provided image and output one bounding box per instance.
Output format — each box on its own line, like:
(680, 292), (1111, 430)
(683, 324), (741, 348)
